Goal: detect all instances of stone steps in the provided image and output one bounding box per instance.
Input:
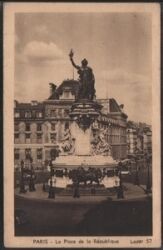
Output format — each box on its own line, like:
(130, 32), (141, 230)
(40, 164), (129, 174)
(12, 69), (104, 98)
(59, 187), (116, 196)
(43, 183), (117, 196)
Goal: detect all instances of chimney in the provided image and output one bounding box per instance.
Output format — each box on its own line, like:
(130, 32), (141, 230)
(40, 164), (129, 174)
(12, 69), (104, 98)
(31, 100), (38, 106)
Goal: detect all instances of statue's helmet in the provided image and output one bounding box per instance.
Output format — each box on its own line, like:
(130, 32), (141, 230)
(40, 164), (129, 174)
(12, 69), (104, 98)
(81, 58), (88, 66)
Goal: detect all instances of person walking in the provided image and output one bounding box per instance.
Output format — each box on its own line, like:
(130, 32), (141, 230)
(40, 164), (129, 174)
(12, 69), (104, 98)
(48, 175), (57, 199)
(19, 160), (26, 193)
(73, 176), (80, 198)
(29, 169), (36, 192)
(29, 159), (36, 192)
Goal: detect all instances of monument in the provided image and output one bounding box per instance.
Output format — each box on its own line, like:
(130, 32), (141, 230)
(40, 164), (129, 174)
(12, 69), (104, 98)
(54, 50), (117, 171)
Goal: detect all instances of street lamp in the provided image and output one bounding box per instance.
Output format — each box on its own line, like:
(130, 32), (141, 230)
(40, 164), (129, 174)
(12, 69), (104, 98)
(48, 158), (55, 199)
(145, 155), (152, 194)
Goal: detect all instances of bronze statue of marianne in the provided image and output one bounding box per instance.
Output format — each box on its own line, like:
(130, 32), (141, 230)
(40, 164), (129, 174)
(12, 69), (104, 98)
(69, 49), (96, 100)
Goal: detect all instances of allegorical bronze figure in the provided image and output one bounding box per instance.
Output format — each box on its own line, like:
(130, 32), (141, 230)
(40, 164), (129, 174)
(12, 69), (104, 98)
(69, 49), (96, 100)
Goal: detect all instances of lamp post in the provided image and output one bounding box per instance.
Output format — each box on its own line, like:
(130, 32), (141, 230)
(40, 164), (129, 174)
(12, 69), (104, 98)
(145, 155), (152, 194)
(48, 157), (56, 199)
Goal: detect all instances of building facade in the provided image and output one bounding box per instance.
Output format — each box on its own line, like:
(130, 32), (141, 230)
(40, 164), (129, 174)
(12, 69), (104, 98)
(14, 80), (128, 168)
(127, 121), (152, 155)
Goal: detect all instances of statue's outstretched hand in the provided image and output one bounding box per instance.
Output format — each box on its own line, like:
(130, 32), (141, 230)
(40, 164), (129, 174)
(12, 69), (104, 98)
(69, 49), (74, 58)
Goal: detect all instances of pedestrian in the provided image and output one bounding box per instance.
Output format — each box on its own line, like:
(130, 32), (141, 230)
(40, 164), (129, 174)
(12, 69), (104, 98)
(117, 185), (124, 199)
(19, 160), (26, 193)
(29, 162), (36, 191)
(91, 187), (96, 195)
(118, 161), (123, 171)
(29, 171), (36, 192)
(19, 179), (26, 193)
(48, 175), (57, 199)
(64, 168), (68, 177)
(73, 177), (80, 198)
(117, 168), (124, 199)
(42, 183), (46, 192)
(102, 168), (107, 177)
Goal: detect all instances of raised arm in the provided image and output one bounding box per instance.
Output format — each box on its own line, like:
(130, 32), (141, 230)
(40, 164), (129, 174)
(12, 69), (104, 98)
(69, 49), (80, 70)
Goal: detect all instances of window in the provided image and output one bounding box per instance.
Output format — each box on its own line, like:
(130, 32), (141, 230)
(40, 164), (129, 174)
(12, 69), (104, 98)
(26, 134), (30, 139)
(14, 149), (20, 160)
(65, 122), (69, 130)
(26, 133), (30, 139)
(32, 110), (36, 118)
(37, 124), (42, 131)
(51, 123), (56, 131)
(36, 112), (42, 118)
(50, 133), (56, 143)
(25, 133), (31, 143)
(26, 124), (30, 131)
(64, 109), (69, 116)
(38, 112), (42, 118)
(37, 148), (42, 159)
(64, 91), (69, 99)
(37, 133), (42, 143)
(58, 109), (62, 116)
(37, 133), (42, 139)
(25, 111), (32, 118)
(25, 149), (31, 159)
(15, 112), (20, 118)
(14, 133), (19, 139)
(14, 123), (19, 131)
(50, 109), (57, 117)
(20, 111), (25, 118)
(14, 133), (19, 143)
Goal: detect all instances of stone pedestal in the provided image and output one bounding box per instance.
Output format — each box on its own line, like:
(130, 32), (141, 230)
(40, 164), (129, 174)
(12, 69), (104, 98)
(52, 100), (118, 188)
(71, 122), (91, 155)
(69, 100), (102, 156)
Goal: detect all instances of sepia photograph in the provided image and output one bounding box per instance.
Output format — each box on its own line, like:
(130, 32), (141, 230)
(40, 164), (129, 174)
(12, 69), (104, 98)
(4, 2), (161, 248)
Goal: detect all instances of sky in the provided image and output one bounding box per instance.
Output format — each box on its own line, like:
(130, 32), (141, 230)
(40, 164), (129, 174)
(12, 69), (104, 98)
(15, 12), (152, 124)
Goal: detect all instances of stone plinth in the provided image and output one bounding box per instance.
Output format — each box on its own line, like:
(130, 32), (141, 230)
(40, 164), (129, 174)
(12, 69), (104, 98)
(71, 122), (91, 155)
(54, 155), (117, 168)
(69, 100), (102, 156)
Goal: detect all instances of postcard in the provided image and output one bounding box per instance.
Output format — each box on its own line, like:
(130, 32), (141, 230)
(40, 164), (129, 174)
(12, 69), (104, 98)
(3, 2), (161, 248)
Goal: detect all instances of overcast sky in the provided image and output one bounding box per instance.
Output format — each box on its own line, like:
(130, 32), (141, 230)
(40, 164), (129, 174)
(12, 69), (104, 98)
(15, 12), (152, 124)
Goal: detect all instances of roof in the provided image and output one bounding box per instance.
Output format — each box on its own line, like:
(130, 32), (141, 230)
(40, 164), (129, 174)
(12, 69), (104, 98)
(127, 120), (152, 132)
(15, 102), (44, 110)
(48, 79), (79, 100)
(109, 98), (121, 112)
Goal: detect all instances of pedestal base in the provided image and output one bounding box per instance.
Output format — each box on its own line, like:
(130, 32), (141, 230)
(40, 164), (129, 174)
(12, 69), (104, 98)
(71, 122), (91, 155)
(54, 155), (116, 168)
(69, 100), (102, 155)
